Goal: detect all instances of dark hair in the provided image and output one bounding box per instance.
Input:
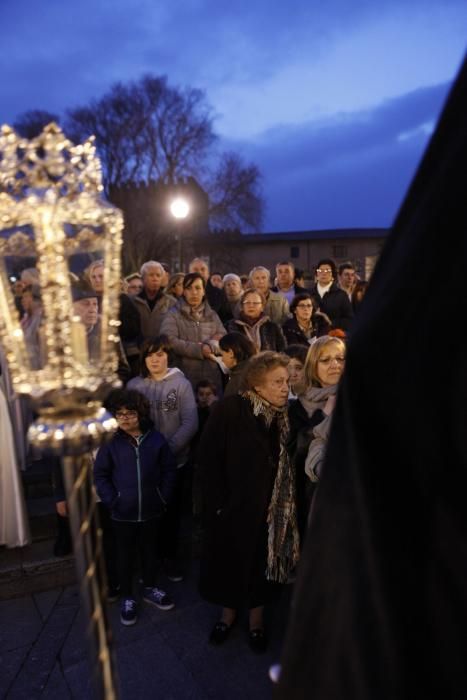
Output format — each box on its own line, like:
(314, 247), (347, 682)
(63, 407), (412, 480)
(289, 292), (314, 315)
(284, 344), (308, 364)
(183, 272), (206, 290)
(244, 351), (290, 389)
(105, 389), (153, 432)
(316, 258), (337, 278)
(351, 280), (369, 306)
(219, 332), (256, 363)
(195, 379), (218, 395)
(22, 283), (42, 301)
(294, 268), (304, 280)
(139, 336), (175, 377)
(276, 260), (295, 271)
(338, 262), (355, 275)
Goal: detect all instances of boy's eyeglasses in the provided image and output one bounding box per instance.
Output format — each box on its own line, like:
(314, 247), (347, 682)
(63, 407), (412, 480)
(115, 410), (137, 419)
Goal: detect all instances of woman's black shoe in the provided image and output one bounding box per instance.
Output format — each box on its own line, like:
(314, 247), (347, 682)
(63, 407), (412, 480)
(209, 621), (234, 645)
(248, 628), (268, 653)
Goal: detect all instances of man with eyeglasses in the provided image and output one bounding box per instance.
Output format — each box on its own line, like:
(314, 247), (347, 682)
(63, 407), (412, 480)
(309, 258), (353, 333)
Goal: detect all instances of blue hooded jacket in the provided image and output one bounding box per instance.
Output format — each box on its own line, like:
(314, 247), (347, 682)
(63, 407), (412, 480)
(94, 428), (176, 522)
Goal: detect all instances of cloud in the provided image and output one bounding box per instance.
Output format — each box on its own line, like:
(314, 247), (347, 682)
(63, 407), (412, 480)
(224, 81), (453, 230)
(1, 0), (465, 134)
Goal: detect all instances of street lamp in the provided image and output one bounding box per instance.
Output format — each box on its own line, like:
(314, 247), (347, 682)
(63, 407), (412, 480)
(169, 197), (190, 272)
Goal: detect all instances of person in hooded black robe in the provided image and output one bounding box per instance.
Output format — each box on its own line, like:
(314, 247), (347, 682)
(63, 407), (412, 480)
(275, 54), (467, 700)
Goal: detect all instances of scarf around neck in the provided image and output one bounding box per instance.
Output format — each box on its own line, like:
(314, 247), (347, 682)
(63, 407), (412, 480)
(243, 389), (300, 582)
(299, 383), (337, 417)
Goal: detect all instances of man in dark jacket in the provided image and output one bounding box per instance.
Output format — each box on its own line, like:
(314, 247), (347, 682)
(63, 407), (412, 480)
(272, 261), (304, 305)
(188, 257), (224, 313)
(308, 258), (353, 332)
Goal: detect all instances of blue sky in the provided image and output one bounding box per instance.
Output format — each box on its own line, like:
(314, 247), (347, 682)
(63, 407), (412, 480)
(0, 0), (465, 231)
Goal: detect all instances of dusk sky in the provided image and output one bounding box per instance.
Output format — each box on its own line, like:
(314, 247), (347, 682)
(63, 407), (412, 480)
(1, 0), (466, 232)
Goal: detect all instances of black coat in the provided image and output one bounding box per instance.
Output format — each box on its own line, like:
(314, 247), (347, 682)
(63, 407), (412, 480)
(282, 316), (318, 347)
(287, 399), (324, 537)
(205, 280), (224, 313)
(199, 395), (279, 608)
(223, 360), (249, 397)
(276, 57), (467, 700)
(226, 317), (286, 352)
(309, 282), (353, 331)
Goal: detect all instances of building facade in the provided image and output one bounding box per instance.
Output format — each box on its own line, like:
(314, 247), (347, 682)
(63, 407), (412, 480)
(237, 228), (388, 280)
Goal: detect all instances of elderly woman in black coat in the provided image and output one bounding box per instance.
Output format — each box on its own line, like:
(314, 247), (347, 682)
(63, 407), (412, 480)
(199, 351), (299, 652)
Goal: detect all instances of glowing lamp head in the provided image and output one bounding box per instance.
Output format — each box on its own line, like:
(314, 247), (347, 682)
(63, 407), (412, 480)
(170, 198), (190, 219)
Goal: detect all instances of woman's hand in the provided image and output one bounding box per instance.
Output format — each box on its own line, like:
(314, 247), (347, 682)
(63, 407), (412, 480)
(323, 395), (336, 416)
(201, 343), (216, 359)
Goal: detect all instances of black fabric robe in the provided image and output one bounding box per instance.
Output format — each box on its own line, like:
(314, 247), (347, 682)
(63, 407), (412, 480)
(276, 56), (467, 700)
(198, 394), (279, 608)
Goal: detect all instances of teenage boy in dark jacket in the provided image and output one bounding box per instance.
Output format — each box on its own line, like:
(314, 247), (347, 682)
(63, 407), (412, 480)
(94, 389), (176, 626)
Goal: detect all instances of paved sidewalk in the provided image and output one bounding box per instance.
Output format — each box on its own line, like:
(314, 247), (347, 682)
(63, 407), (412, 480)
(0, 562), (291, 699)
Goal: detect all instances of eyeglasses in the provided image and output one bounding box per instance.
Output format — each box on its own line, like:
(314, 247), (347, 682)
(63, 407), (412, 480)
(317, 268), (332, 274)
(318, 356), (345, 365)
(296, 303), (313, 309)
(115, 410), (137, 419)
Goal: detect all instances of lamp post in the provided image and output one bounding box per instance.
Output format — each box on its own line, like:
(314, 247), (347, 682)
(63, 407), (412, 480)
(169, 197), (190, 272)
(0, 123), (121, 699)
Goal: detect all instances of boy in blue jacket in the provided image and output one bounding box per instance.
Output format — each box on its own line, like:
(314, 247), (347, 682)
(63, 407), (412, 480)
(94, 389), (176, 626)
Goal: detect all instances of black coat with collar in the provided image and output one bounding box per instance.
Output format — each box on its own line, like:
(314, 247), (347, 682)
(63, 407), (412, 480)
(198, 394), (279, 607)
(309, 282), (353, 331)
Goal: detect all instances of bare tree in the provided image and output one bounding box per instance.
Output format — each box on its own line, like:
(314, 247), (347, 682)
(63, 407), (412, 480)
(66, 75), (215, 188)
(14, 110), (60, 138)
(4, 75), (263, 269)
(208, 152), (263, 232)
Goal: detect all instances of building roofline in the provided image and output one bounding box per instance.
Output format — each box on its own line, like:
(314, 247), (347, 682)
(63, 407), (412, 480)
(241, 227), (388, 242)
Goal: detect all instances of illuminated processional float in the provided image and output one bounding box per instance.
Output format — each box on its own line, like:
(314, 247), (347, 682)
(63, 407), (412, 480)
(0, 123), (122, 699)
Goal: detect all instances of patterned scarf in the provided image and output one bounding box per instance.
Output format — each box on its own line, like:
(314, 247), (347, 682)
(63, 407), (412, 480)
(243, 390), (300, 583)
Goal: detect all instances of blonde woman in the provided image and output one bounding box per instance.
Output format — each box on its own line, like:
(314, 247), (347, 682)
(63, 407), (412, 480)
(301, 336), (346, 482)
(288, 336), (346, 533)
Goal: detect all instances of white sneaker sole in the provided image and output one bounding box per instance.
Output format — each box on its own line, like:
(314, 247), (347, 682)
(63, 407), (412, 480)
(143, 597), (175, 611)
(120, 616), (137, 626)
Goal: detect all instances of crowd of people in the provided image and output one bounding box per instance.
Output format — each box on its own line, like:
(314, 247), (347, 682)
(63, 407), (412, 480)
(1, 254), (367, 652)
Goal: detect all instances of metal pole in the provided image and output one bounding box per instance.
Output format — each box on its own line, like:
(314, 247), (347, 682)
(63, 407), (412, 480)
(62, 454), (119, 699)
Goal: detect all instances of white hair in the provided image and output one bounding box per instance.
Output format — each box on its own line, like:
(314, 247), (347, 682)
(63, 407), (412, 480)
(249, 266), (270, 280)
(140, 260), (164, 277)
(222, 273), (241, 285)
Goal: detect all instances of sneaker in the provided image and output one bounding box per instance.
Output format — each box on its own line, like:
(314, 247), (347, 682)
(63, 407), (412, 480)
(143, 586), (175, 611)
(120, 598), (137, 626)
(166, 565), (184, 583)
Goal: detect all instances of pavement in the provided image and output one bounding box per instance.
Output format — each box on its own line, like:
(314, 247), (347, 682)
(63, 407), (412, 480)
(0, 559), (292, 699)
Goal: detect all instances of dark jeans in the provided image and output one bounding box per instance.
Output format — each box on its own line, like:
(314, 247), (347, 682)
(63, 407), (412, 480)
(98, 503), (119, 590)
(157, 464), (187, 561)
(112, 518), (159, 597)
